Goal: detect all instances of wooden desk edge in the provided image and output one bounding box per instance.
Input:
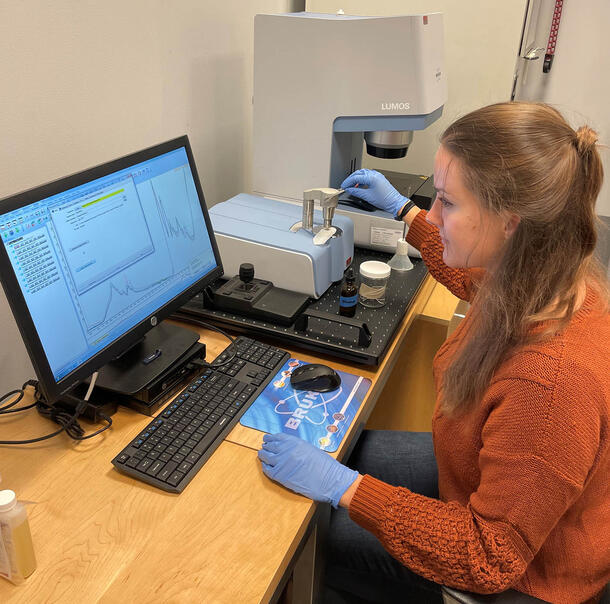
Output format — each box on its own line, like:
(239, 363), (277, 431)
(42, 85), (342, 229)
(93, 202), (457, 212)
(419, 281), (460, 325)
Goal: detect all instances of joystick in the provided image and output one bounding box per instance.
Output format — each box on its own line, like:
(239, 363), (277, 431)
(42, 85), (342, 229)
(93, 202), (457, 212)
(212, 261), (309, 325)
(239, 263), (255, 290)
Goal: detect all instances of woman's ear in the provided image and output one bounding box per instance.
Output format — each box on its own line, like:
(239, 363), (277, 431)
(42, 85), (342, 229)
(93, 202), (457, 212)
(503, 213), (521, 239)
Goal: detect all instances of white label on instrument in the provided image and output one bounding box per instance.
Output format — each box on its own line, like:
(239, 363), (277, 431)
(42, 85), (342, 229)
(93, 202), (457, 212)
(0, 521), (11, 580)
(370, 226), (402, 247)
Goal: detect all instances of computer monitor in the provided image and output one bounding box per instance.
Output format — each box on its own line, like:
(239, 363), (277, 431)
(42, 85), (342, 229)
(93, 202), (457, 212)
(0, 136), (223, 404)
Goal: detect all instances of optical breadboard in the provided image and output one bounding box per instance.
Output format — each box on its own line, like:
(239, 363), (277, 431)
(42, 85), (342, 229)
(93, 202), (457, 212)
(179, 249), (428, 365)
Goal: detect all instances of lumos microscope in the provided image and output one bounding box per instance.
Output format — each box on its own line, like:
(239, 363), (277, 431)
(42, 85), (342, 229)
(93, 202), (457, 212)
(209, 12), (446, 297)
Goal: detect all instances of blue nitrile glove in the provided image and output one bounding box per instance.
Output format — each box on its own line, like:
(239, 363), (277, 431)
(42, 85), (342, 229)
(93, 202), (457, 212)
(341, 169), (408, 217)
(258, 433), (359, 508)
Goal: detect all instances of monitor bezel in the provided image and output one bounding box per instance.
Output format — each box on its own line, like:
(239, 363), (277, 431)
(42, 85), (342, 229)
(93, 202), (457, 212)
(0, 135), (224, 403)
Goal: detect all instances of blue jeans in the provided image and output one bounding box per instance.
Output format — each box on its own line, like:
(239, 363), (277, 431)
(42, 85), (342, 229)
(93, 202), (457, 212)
(320, 430), (442, 604)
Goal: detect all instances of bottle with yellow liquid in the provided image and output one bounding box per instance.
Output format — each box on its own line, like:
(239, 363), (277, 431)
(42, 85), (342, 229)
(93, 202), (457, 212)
(0, 490), (37, 584)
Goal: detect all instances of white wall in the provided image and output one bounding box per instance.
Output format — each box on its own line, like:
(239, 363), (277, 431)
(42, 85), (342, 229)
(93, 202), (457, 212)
(0, 0), (301, 394)
(513, 0), (610, 216)
(306, 0), (527, 176)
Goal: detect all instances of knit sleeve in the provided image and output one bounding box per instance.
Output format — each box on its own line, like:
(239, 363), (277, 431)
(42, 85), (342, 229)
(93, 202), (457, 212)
(406, 210), (483, 302)
(348, 356), (605, 594)
(349, 475), (530, 593)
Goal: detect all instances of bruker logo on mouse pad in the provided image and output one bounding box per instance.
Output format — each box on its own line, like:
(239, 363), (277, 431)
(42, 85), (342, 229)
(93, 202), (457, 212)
(240, 359), (371, 452)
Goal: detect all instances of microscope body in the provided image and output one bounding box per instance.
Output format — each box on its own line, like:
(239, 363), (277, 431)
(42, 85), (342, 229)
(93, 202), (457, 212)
(209, 12), (447, 300)
(253, 12), (446, 251)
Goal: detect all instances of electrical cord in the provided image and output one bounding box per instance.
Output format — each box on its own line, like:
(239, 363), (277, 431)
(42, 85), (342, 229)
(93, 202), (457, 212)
(0, 380), (40, 415)
(83, 371), (99, 402)
(1, 314), (237, 444)
(0, 379), (112, 445)
(170, 312), (238, 368)
(0, 380), (66, 445)
(35, 398), (112, 441)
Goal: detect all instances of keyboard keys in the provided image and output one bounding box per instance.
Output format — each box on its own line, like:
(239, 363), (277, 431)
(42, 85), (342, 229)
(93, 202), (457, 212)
(158, 462), (178, 481)
(136, 458), (153, 472)
(168, 471), (185, 486)
(112, 336), (289, 493)
(147, 460), (165, 476)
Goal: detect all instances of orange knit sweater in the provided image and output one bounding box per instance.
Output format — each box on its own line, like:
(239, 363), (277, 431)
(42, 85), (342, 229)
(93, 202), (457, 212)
(348, 211), (610, 604)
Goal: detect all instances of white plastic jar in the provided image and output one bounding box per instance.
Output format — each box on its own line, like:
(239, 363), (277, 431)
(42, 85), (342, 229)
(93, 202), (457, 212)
(358, 261), (391, 308)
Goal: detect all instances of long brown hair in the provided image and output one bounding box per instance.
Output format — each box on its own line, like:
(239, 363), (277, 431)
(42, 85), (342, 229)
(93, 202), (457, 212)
(439, 102), (608, 414)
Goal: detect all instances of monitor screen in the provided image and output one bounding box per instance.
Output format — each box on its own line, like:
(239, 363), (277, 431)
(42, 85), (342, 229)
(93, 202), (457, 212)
(0, 136), (223, 403)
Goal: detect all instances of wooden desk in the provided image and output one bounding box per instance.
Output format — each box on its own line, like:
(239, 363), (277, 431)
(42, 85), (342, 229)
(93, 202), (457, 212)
(0, 275), (435, 603)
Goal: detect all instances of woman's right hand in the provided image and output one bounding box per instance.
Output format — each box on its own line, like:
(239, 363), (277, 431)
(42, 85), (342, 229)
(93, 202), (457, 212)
(341, 169), (409, 217)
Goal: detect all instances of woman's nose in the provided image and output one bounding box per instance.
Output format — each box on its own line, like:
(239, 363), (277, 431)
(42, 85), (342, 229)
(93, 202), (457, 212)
(426, 197), (442, 228)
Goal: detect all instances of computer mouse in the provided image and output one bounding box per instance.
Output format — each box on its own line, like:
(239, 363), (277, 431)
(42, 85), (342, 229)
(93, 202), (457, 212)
(289, 363), (341, 393)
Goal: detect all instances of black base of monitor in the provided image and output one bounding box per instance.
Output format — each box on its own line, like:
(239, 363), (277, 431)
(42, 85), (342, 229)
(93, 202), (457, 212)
(94, 322), (199, 394)
(111, 340), (207, 416)
(77, 321), (206, 416)
(49, 323), (205, 420)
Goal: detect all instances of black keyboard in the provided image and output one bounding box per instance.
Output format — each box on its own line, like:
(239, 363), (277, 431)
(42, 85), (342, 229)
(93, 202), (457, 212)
(112, 336), (289, 493)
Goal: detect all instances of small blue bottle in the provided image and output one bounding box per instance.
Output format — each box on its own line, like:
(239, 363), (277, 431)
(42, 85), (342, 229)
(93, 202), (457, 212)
(339, 268), (358, 317)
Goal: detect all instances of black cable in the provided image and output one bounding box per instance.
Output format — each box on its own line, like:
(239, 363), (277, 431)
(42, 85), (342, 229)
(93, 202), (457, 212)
(35, 399), (112, 441)
(0, 380), (112, 445)
(0, 387), (67, 445)
(0, 380), (40, 414)
(0, 425), (67, 445)
(170, 312), (238, 368)
(1, 312), (238, 443)
(0, 389), (23, 409)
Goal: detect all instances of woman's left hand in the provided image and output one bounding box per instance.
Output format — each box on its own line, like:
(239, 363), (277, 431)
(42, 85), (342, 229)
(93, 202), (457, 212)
(341, 169), (409, 217)
(258, 433), (359, 508)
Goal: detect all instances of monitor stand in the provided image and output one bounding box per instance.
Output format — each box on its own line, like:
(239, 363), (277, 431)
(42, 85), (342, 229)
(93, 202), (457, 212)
(92, 321), (206, 415)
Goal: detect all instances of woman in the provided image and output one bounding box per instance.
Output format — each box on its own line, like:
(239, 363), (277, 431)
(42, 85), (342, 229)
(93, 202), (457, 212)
(258, 102), (610, 603)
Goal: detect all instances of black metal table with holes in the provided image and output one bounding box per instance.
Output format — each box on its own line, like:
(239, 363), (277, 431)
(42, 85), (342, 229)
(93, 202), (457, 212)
(178, 248), (428, 365)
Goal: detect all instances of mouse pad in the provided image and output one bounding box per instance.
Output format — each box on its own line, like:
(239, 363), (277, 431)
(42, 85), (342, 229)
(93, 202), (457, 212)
(239, 359), (371, 452)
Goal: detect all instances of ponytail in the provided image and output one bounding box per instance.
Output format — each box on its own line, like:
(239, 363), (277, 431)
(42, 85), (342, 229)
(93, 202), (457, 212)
(574, 126), (604, 235)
